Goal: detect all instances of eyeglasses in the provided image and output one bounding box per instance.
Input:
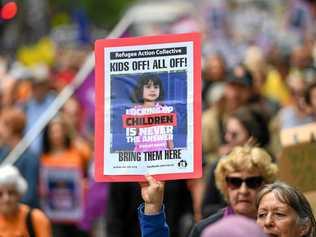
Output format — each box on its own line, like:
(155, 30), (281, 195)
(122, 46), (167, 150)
(225, 176), (263, 189)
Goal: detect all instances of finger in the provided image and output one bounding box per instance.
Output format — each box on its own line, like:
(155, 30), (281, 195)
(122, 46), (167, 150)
(144, 175), (156, 185)
(139, 182), (147, 188)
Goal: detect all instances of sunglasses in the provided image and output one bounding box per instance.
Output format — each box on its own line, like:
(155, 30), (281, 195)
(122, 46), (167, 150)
(225, 176), (263, 189)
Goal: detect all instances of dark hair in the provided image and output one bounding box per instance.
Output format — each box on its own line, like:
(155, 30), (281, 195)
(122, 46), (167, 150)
(230, 106), (270, 147)
(257, 182), (316, 237)
(304, 82), (316, 106)
(134, 73), (164, 103)
(42, 115), (71, 154)
(228, 64), (254, 88)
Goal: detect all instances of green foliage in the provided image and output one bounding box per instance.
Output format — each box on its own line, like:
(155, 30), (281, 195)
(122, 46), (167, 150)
(83, 0), (136, 28)
(49, 0), (136, 29)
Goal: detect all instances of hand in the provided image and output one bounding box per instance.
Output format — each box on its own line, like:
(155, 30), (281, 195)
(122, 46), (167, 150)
(139, 175), (165, 215)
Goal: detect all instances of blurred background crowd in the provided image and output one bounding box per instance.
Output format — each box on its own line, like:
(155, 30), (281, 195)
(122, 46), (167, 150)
(0, 0), (316, 236)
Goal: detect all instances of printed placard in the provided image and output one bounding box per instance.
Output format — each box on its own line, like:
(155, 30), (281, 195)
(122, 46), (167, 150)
(95, 33), (202, 182)
(40, 166), (84, 223)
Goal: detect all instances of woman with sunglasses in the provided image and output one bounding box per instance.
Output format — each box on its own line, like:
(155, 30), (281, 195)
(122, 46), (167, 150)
(189, 144), (278, 237)
(202, 105), (271, 218)
(137, 145), (277, 237)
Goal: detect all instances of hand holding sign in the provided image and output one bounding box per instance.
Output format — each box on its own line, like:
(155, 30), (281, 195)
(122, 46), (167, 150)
(140, 175), (165, 215)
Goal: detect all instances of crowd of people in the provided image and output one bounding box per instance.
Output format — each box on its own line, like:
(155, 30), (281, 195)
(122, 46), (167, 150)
(0, 0), (316, 236)
(138, 170), (316, 237)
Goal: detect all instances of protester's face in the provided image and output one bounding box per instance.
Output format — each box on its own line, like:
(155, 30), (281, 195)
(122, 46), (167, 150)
(225, 117), (249, 146)
(223, 84), (245, 112)
(291, 47), (310, 69)
(290, 84), (306, 110)
(257, 192), (307, 237)
(0, 116), (11, 142)
(206, 56), (225, 81)
(226, 170), (263, 219)
(32, 82), (48, 102)
(63, 98), (81, 129)
(48, 121), (66, 148)
(0, 185), (19, 216)
(143, 81), (160, 102)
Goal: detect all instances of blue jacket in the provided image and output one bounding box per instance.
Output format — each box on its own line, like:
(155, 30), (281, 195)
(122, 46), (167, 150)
(138, 203), (169, 237)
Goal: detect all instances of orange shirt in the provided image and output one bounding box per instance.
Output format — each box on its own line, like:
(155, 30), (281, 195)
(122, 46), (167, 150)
(41, 148), (86, 171)
(0, 204), (51, 237)
(40, 148), (86, 223)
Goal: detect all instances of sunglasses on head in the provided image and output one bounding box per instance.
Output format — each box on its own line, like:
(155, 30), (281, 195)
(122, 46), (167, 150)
(225, 176), (263, 189)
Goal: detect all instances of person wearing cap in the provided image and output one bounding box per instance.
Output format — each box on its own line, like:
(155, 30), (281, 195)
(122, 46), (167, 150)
(0, 165), (51, 237)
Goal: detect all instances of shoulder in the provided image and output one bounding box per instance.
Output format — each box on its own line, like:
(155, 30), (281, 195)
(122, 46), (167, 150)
(30, 208), (49, 223)
(19, 204), (46, 221)
(197, 209), (225, 228)
(189, 209), (225, 237)
(30, 208), (52, 237)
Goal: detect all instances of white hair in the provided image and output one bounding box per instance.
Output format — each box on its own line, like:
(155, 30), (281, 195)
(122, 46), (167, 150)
(206, 82), (225, 105)
(0, 165), (27, 196)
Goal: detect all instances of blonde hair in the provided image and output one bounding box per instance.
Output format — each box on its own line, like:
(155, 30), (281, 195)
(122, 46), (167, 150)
(215, 145), (278, 200)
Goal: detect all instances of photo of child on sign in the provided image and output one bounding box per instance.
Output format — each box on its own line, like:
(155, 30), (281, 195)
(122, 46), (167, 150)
(110, 71), (187, 153)
(126, 73), (175, 152)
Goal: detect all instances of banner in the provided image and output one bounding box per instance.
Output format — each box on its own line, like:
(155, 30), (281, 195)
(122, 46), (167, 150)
(278, 142), (316, 193)
(280, 122), (316, 147)
(40, 166), (84, 223)
(94, 33), (202, 182)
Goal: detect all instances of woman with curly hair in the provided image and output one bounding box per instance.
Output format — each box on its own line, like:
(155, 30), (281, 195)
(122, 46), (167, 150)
(189, 144), (278, 237)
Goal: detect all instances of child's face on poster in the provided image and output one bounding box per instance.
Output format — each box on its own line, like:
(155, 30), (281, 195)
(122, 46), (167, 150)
(143, 81), (160, 102)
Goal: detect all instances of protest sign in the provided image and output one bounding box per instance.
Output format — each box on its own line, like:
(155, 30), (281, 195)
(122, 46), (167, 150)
(304, 191), (316, 214)
(40, 166), (84, 223)
(278, 142), (316, 193)
(278, 123), (316, 193)
(280, 122), (316, 147)
(95, 33), (202, 182)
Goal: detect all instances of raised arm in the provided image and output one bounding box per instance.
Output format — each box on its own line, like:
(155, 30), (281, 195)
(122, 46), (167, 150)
(138, 175), (169, 237)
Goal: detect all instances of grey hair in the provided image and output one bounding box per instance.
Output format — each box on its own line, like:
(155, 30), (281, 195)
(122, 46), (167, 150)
(256, 182), (316, 237)
(0, 165), (27, 196)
